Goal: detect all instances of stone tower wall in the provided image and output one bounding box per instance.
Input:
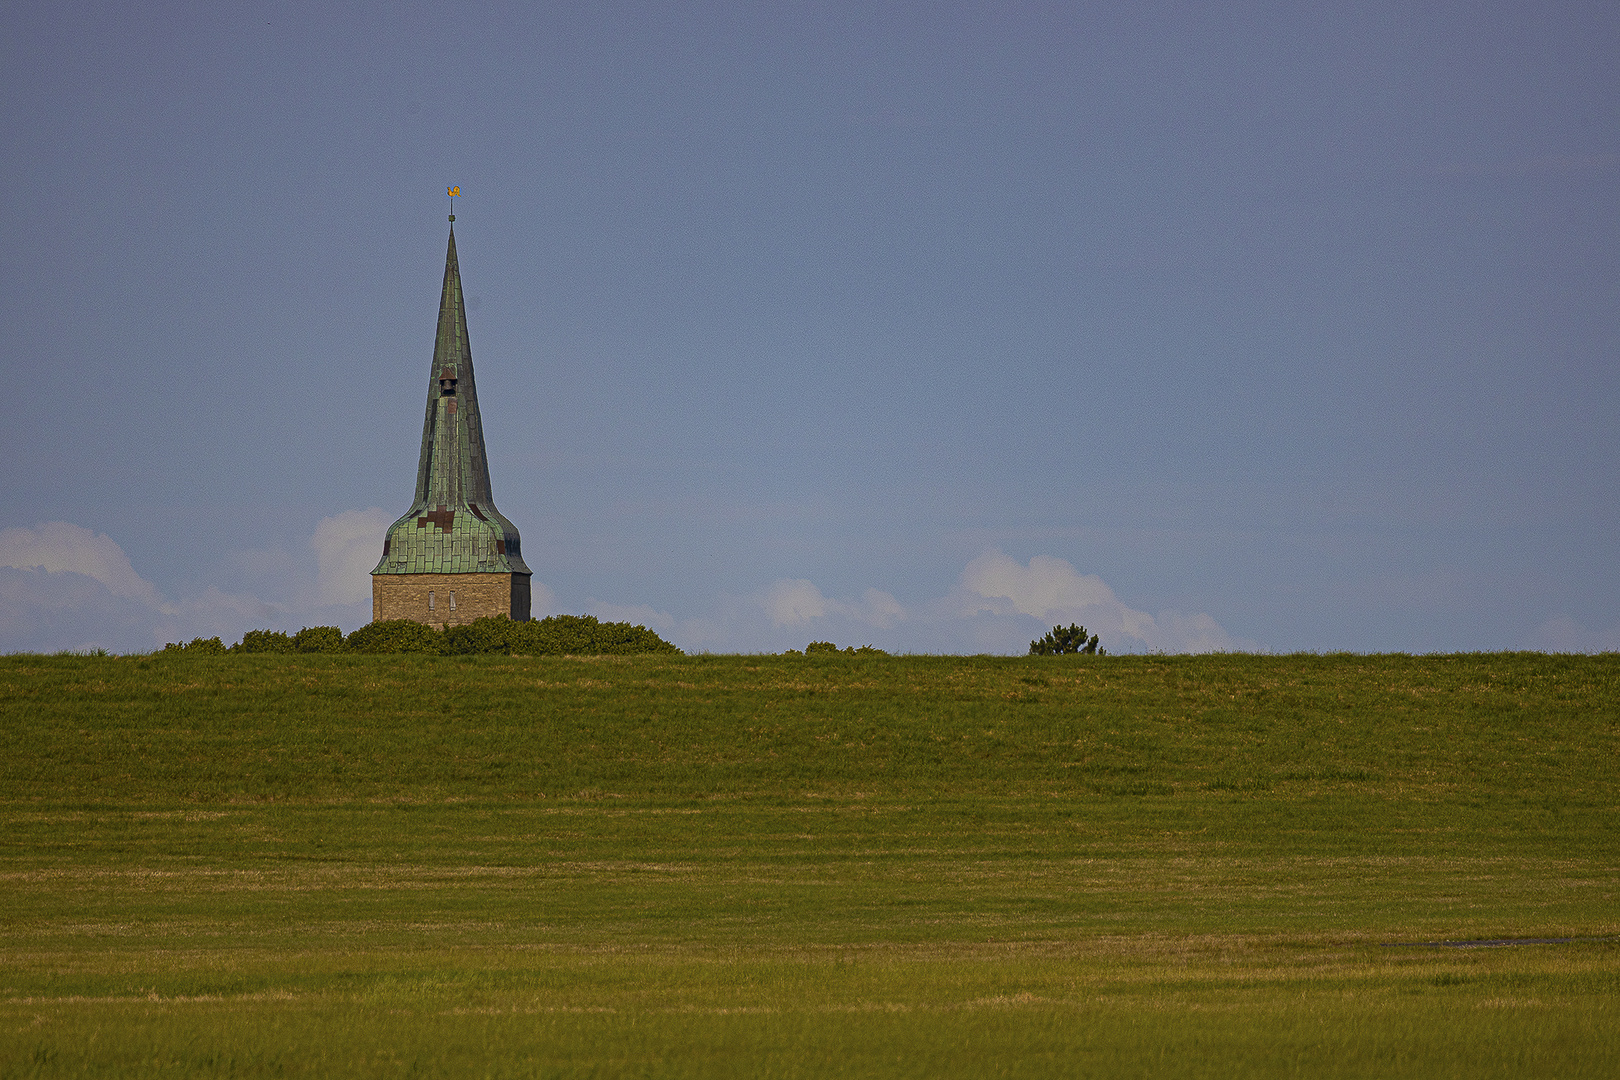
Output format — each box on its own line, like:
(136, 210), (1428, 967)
(372, 572), (531, 626)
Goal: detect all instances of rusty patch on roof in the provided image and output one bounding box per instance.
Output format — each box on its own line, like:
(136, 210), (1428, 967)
(417, 507), (455, 533)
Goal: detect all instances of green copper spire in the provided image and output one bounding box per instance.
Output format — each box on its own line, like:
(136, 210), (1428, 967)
(372, 223), (531, 578)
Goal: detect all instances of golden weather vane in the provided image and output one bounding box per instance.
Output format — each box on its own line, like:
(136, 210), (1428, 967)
(447, 185), (460, 222)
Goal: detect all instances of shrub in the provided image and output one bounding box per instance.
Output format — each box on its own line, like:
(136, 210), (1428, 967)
(1029, 624), (1104, 656)
(804, 642), (889, 656)
(233, 629), (295, 654)
(163, 636), (226, 655)
(342, 615), (682, 657)
(510, 614), (681, 656)
(344, 620), (443, 654)
(203, 615), (682, 659)
(577, 617), (681, 656)
(442, 616), (516, 656)
(292, 626), (345, 654)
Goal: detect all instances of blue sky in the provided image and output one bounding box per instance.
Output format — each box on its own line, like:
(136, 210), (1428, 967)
(2, 1), (1616, 654)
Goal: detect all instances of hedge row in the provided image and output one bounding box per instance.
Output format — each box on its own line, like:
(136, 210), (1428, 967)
(164, 615), (682, 657)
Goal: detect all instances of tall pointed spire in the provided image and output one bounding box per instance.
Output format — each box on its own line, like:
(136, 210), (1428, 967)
(371, 217), (532, 624)
(412, 224), (499, 510)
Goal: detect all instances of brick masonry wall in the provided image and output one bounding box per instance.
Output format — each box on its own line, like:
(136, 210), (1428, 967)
(372, 573), (531, 626)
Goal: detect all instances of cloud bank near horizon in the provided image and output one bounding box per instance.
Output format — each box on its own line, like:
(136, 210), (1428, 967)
(0, 516), (387, 653)
(612, 550), (1254, 655)
(4, 519), (1609, 656)
(944, 550), (1248, 654)
(1527, 615), (1620, 654)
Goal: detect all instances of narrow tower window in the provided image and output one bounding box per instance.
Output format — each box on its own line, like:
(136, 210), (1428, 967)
(448, 591), (457, 612)
(428, 590), (435, 611)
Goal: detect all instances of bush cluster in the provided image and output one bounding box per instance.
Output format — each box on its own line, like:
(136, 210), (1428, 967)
(1029, 624), (1105, 656)
(163, 636), (227, 655)
(162, 615), (682, 657)
(785, 641), (889, 656)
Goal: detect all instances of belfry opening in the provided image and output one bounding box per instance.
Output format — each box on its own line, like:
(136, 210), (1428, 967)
(370, 218), (532, 625)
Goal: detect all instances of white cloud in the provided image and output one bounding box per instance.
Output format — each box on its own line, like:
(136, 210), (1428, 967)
(1147, 610), (1245, 654)
(958, 551), (1117, 619)
(585, 599), (675, 632)
(0, 514), (399, 653)
(0, 522), (1248, 657)
(0, 566), (166, 654)
(0, 522), (167, 609)
(311, 508), (393, 606)
(761, 579), (830, 626)
(856, 588), (908, 630)
(618, 551), (1246, 654)
(947, 549), (1247, 653)
(0, 521), (278, 654)
(758, 579), (906, 630)
(1527, 615), (1620, 653)
(167, 587), (282, 641)
(652, 550), (1247, 654)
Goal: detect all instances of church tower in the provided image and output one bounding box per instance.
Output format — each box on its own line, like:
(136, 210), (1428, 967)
(371, 217), (532, 625)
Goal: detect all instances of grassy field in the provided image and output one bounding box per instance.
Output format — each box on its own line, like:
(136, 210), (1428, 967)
(1, 651), (1617, 1077)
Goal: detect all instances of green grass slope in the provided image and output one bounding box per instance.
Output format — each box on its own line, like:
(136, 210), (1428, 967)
(2, 652), (1617, 1077)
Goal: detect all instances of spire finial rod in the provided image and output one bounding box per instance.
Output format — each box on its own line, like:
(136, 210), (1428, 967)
(447, 184), (460, 223)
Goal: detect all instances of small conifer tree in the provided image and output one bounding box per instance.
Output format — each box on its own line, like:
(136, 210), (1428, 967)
(1029, 624), (1103, 656)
